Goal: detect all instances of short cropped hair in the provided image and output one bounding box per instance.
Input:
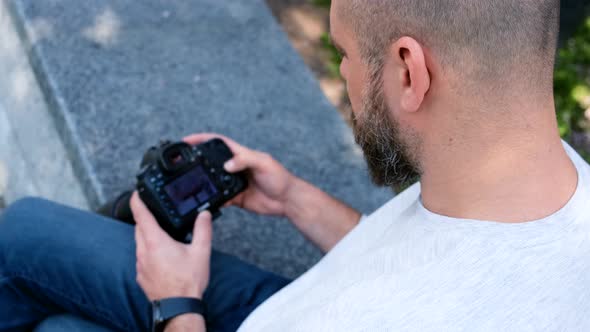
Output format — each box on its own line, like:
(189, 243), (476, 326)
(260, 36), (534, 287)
(338, 0), (560, 86)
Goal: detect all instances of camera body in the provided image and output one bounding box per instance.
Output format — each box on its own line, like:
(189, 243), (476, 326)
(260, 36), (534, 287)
(136, 138), (247, 242)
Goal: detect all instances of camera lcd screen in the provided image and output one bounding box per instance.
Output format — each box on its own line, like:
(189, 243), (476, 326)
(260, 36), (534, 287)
(164, 165), (218, 216)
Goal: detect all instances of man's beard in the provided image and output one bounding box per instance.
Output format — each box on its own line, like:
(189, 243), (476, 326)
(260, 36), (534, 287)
(352, 67), (422, 189)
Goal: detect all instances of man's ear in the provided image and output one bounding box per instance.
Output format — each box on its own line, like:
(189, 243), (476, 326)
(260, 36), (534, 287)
(387, 36), (431, 113)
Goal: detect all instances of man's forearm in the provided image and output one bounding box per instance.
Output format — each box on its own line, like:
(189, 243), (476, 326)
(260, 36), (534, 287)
(165, 314), (206, 332)
(284, 178), (362, 252)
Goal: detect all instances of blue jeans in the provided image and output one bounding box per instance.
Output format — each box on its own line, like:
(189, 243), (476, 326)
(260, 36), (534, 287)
(0, 198), (291, 332)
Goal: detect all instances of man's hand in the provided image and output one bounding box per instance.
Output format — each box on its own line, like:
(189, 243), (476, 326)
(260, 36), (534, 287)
(183, 133), (362, 253)
(130, 192), (212, 301)
(184, 133), (296, 217)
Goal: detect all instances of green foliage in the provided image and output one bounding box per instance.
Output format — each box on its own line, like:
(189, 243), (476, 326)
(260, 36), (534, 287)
(554, 17), (590, 141)
(320, 33), (343, 77)
(315, 0), (340, 78)
(312, 0), (331, 8)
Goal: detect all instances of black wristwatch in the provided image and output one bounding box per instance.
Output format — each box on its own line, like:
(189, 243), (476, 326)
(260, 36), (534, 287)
(151, 297), (206, 332)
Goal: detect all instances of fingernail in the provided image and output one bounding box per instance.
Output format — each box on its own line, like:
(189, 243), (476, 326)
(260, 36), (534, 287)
(224, 160), (235, 171)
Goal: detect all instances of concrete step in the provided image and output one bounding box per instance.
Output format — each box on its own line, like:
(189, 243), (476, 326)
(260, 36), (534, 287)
(0, 1), (88, 210)
(4, 0), (392, 277)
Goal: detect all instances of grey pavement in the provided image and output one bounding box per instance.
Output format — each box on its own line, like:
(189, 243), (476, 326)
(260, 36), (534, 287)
(4, 0), (392, 277)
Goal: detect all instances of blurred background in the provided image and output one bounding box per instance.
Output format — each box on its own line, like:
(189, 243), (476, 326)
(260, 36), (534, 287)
(266, 0), (590, 162)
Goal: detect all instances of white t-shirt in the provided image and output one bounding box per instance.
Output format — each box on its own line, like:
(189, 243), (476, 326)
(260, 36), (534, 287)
(238, 142), (590, 332)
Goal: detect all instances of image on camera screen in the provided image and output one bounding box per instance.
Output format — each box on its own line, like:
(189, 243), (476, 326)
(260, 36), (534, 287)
(164, 165), (218, 216)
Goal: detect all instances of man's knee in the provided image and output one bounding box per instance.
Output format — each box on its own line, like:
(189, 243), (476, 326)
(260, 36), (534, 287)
(2, 196), (44, 217)
(0, 197), (50, 240)
(34, 314), (114, 332)
(0, 196), (131, 244)
(0, 197), (133, 270)
(0, 197), (138, 294)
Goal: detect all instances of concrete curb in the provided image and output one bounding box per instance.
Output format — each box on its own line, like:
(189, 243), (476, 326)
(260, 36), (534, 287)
(0, 0), (88, 210)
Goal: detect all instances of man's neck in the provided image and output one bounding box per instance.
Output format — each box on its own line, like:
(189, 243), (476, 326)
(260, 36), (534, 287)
(419, 108), (578, 223)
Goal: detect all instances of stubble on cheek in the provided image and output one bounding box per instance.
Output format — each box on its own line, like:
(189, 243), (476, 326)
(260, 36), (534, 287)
(352, 69), (422, 188)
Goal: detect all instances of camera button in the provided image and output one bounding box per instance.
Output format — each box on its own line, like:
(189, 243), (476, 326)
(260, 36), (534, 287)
(223, 189), (230, 196)
(198, 202), (211, 212)
(221, 174), (235, 187)
(209, 168), (216, 174)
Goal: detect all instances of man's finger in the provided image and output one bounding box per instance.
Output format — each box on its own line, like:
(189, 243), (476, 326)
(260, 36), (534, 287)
(184, 133), (267, 174)
(135, 223), (146, 256)
(222, 194), (245, 209)
(182, 133), (221, 146)
(191, 211), (213, 253)
(222, 197), (238, 208)
(183, 133), (247, 156)
(224, 150), (268, 173)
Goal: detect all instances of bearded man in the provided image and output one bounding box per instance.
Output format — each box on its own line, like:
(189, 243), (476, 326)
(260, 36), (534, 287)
(1, 0), (589, 331)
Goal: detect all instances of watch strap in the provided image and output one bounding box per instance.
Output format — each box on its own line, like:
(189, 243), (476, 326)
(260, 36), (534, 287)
(153, 297), (206, 332)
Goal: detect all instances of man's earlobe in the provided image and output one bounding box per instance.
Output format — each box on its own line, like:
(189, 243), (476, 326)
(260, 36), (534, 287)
(401, 89), (420, 112)
(392, 37), (431, 113)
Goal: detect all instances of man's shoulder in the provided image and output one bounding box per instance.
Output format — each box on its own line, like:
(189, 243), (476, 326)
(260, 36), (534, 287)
(346, 183), (421, 239)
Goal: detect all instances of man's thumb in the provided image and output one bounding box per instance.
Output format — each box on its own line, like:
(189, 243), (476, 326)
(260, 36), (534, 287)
(191, 211), (213, 250)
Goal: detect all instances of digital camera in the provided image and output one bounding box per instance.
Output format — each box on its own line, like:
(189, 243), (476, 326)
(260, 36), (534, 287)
(136, 138), (248, 242)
